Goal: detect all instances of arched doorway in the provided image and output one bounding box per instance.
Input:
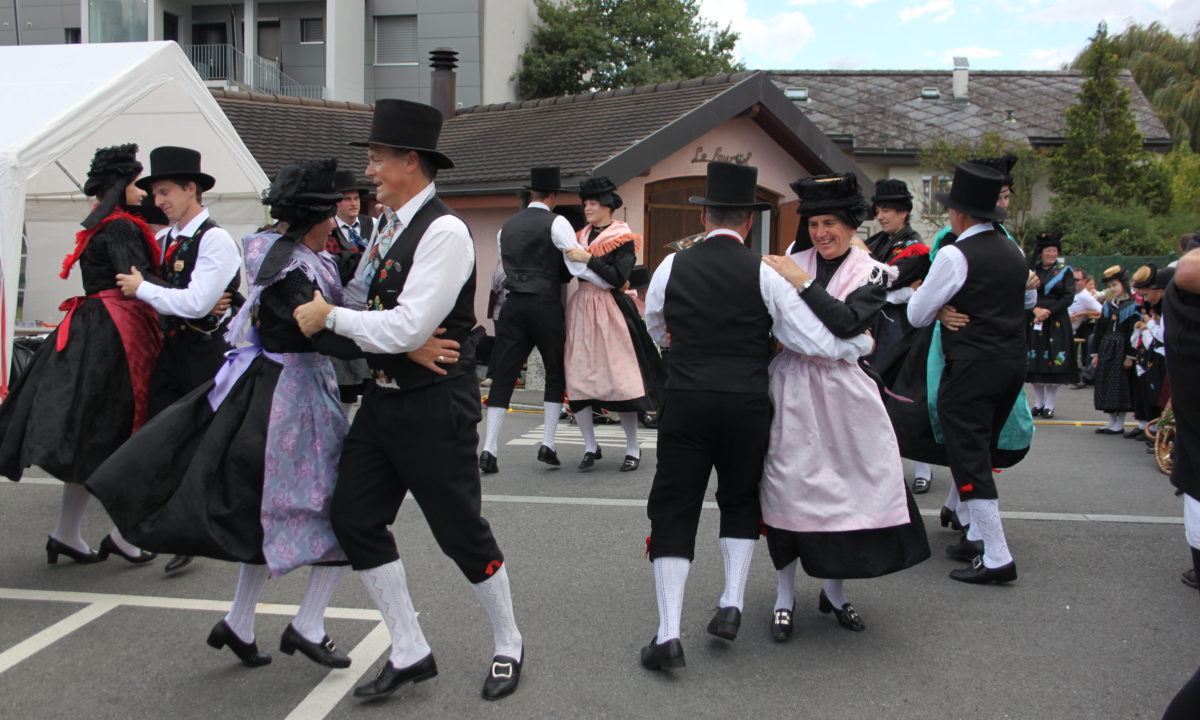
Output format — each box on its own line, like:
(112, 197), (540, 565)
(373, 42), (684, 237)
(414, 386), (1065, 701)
(644, 177), (780, 271)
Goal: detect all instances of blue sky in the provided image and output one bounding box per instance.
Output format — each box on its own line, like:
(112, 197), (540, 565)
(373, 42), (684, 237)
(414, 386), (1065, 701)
(698, 0), (1199, 71)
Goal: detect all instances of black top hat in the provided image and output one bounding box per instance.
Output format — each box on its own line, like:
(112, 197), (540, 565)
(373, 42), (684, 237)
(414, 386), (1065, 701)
(936, 162), (1008, 221)
(793, 173), (871, 226)
(349, 98), (454, 169)
(135, 146), (216, 193)
(871, 178), (913, 211)
(689, 162), (771, 210)
(628, 265), (651, 291)
(525, 167), (566, 192)
(578, 176), (623, 210)
(967, 153), (1018, 188)
(333, 169), (371, 194)
(1035, 231), (1062, 250)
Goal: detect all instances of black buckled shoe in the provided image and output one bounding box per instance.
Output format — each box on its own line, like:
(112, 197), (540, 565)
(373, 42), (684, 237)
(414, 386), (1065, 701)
(164, 554), (193, 572)
(96, 535), (157, 564)
(1031, 406), (1044, 417)
(946, 538), (985, 562)
(939, 506), (963, 531)
(912, 476), (931, 494)
(706, 606), (741, 640)
(1124, 428), (1146, 440)
(818, 590), (865, 632)
(45, 536), (104, 565)
(770, 604), (794, 643)
(577, 447), (603, 471)
(353, 654), (438, 699)
(949, 556), (1017, 584)
(1094, 427), (1123, 435)
(620, 455), (640, 472)
(206, 620), (271, 667)
(639, 637), (685, 670)
(536, 445), (560, 467)
(479, 451), (499, 474)
(482, 650), (523, 701)
(280, 623), (351, 668)
(1042, 409), (1055, 419)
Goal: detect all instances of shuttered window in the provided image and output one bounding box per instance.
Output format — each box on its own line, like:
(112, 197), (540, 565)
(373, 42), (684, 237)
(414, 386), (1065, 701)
(375, 15), (418, 65)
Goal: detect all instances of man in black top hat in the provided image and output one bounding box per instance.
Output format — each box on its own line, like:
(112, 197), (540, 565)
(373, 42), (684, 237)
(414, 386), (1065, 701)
(908, 162), (1039, 585)
(479, 166), (599, 473)
(115, 145), (243, 574)
(326, 169), (375, 279)
(293, 98), (523, 702)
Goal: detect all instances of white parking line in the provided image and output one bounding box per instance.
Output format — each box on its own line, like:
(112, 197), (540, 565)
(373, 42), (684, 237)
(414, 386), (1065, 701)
(0, 600), (118, 674)
(0, 587), (382, 620)
(283, 622), (392, 720)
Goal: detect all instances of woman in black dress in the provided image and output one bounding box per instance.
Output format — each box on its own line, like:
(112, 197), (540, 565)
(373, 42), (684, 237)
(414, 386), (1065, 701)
(1091, 266), (1138, 434)
(1026, 232), (1075, 419)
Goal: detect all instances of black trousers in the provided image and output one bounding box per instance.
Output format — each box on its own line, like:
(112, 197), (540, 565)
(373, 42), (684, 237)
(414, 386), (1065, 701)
(937, 356), (1025, 501)
(330, 374), (503, 583)
(148, 329), (231, 418)
(486, 294), (566, 406)
(646, 390), (769, 561)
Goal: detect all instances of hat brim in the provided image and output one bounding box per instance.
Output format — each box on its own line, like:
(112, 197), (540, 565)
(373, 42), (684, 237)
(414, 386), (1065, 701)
(348, 141), (455, 169)
(688, 196), (773, 211)
(936, 192), (1007, 221)
(136, 172), (216, 193)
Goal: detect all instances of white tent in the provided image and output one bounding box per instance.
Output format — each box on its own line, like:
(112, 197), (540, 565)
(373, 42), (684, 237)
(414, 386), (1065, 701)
(0, 41), (268, 390)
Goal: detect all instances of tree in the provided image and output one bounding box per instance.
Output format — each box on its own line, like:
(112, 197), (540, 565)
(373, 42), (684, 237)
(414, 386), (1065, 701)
(1051, 24), (1158, 207)
(515, 0), (741, 100)
(1072, 22), (1200, 152)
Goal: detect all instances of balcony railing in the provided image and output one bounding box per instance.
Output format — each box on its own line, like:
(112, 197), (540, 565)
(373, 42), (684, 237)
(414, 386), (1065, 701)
(183, 43), (325, 100)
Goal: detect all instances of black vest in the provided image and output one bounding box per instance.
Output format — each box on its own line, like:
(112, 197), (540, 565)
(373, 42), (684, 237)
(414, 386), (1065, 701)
(663, 234), (773, 393)
(499, 207), (569, 298)
(160, 217), (241, 333)
(941, 229), (1028, 360)
(365, 196), (477, 391)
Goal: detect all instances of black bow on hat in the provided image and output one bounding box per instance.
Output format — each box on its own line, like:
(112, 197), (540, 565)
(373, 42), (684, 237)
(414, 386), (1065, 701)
(135, 146), (216, 193)
(256, 158), (344, 286)
(579, 176), (623, 210)
(350, 98), (454, 169)
(789, 173), (870, 252)
(936, 162), (1009, 221)
(82, 143), (143, 230)
(688, 162), (772, 210)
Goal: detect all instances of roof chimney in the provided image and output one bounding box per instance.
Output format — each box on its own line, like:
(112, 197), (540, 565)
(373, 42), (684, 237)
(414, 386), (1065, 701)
(952, 56), (969, 101)
(430, 48), (458, 120)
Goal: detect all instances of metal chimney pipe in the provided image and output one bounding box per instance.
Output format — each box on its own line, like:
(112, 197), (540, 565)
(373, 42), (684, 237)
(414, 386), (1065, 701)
(952, 56), (969, 101)
(430, 48), (459, 119)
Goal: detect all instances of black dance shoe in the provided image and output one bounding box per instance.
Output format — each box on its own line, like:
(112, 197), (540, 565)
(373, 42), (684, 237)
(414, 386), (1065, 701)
(96, 535), (157, 564)
(479, 451), (499, 474)
(353, 654), (438, 699)
(45, 536), (104, 565)
(206, 620), (271, 667)
(1124, 428), (1146, 440)
(770, 604), (795, 643)
(946, 538), (985, 562)
(639, 637), (685, 670)
(1031, 407), (1044, 417)
(1094, 427), (1123, 435)
(164, 554), (194, 572)
(912, 476), (931, 494)
(620, 455), (640, 472)
(818, 590), (865, 632)
(939, 506), (963, 531)
(280, 623), (350, 669)
(949, 557), (1017, 584)
(536, 445), (560, 467)
(482, 650), (523, 701)
(1183, 568), (1198, 589)
(1042, 409), (1055, 419)
(706, 606), (742, 640)
(577, 447), (603, 471)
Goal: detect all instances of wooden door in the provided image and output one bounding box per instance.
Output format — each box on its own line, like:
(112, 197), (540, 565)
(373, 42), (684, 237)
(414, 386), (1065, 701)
(644, 178), (780, 271)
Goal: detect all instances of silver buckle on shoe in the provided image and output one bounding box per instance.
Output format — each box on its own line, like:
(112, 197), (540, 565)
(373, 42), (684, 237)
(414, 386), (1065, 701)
(491, 661), (513, 678)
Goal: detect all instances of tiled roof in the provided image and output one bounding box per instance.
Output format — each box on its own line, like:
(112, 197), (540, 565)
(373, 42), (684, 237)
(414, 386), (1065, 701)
(768, 69), (1170, 153)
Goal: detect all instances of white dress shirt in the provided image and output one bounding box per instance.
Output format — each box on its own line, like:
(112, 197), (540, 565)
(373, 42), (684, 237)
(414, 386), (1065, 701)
(336, 216), (365, 247)
(644, 229), (872, 361)
(1068, 288), (1103, 331)
(135, 207), (241, 320)
(332, 182), (473, 355)
(494, 201), (608, 287)
(907, 222), (1038, 328)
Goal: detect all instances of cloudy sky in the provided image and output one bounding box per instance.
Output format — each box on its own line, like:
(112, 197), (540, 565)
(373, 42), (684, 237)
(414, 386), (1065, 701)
(698, 0), (1199, 71)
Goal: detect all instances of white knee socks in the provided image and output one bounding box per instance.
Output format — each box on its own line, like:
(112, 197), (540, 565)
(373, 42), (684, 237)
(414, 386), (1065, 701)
(1107, 412), (1127, 431)
(483, 406), (506, 455)
(653, 557), (690, 642)
(361, 559), (432, 668)
(225, 563), (270, 643)
(575, 407), (599, 453)
(542, 402), (562, 450)
(822, 578), (849, 608)
(1043, 385), (1058, 412)
(775, 560), (798, 612)
(968, 499), (1013, 568)
(944, 482), (960, 513)
(471, 564), (523, 659)
(618, 411), (640, 459)
(107, 526), (143, 556)
(1032, 383), (1046, 408)
(52, 483), (92, 553)
(292, 565), (348, 643)
(718, 537), (755, 610)
(914, 461), (931, 481)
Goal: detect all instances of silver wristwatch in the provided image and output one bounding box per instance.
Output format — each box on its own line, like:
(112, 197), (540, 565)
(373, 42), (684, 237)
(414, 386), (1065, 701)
(323, 308), (337, 332)
(798, 278), (814, 293)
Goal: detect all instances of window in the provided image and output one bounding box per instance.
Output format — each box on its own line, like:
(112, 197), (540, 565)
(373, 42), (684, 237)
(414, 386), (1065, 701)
(300, 18), (324, 44)
(922, 175), (948, 214)
(375, 15), (418, 65)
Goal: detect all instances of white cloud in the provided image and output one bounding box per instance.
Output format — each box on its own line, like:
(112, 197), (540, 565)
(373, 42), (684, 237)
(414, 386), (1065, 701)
(941, 47), (1002, 64)
(1021, 45), (1083, 69)
(932, 10), (954, 22)
(700, 0), (816, 69)
(1023, 0), (1200, 33)
(898, 0), (954, 23)
(827, 54), (869, 69)
(788, 0), (879, 6)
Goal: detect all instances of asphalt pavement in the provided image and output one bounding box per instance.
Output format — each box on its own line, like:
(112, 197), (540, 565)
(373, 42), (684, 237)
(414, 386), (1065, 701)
(0, 383), (1194, 719)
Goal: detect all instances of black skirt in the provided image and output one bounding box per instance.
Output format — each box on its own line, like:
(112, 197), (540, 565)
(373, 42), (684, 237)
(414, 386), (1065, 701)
(765, 489), (930, 579)
(86, 356), (277, 563)
(1026, 311), (1073, 383)
(1093, 332), (1134, 412)
(0, 302), (134, 484)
